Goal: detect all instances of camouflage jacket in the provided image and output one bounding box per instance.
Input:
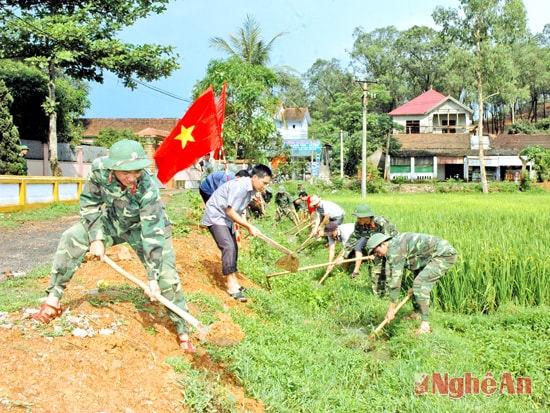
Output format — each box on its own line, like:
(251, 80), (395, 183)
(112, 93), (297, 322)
(342, 216), (398, 256)
(275, 192), (293, 210)
(80, 157), (171, 281)
(386, 232), (457, 302)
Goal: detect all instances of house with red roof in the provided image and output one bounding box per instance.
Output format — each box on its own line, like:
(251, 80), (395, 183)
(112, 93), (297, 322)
(389, 89), (473, 134)
(385, 89), (549, 182)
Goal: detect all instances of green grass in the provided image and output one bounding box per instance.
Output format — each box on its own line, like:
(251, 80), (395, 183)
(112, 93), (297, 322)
(0, 265), (51, 312)
(222, 187), (550, 412)
(2, 184), (548, 412)
(0, 202), (79, 228)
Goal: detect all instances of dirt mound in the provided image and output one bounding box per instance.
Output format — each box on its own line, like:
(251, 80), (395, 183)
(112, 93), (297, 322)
(0, 231), (264, 412)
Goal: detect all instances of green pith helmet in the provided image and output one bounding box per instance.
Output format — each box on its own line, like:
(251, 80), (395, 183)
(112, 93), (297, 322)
(20, 145), (29, 150)
(104, 139), (152, 171)
(367, 233), (392, 254)
(352, 204), (375, 218)
(278, 185), (286, 193)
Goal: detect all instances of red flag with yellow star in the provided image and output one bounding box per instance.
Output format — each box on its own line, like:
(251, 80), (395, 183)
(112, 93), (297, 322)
(154, 86), (221, 184)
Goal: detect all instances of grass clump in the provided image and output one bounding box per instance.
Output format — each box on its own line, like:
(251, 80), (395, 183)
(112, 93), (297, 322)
(166, 357), (241, 413)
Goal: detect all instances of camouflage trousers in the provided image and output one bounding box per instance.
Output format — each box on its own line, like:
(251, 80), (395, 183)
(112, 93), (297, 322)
(411, 254), (457, 321)
(45, 221), (190, 335)
(275, 207), (298, 224)
(370, 257), (388, 297)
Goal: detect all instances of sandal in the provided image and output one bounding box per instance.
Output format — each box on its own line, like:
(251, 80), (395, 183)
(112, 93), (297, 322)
(178, 337), (197, 354)
(32, 303), (63, 324)
(227, 290), (248, 303)
(239, 286), (248, 293)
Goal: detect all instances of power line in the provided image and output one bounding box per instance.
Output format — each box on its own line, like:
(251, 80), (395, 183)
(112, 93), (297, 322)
(131, 78), (191, 103)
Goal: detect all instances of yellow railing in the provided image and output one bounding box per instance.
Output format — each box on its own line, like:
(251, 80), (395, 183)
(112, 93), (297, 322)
(0, 176), (85, 213)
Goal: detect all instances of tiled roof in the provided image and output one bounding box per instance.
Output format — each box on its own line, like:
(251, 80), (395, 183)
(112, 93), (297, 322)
(394, 133), (475, 156)
(394, 133), (550, 157)
(79, 118), (180, 137)
(389, 89), (447, 116)
(489, 134), (550, 154)
(136, 127), (171, 138)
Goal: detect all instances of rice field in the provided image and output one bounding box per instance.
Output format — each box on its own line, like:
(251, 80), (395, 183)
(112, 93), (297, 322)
(332, 191), (550, 314)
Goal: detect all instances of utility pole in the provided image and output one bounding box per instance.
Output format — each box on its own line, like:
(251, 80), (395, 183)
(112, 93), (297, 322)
(356, 79), (378, 198)
(340, 130), (344, 178)
(310, 134), (314, 184)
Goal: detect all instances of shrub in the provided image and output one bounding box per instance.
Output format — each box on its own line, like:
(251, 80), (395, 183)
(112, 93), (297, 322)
(508, 119), (537, 134)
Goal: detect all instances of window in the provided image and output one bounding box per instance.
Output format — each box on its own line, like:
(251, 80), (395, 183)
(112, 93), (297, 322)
(406, 120), (420, 134)
(442, 119), (456, 134)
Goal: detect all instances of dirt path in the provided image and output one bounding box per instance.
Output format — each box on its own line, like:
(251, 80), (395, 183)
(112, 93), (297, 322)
(0, 218), (264, 412)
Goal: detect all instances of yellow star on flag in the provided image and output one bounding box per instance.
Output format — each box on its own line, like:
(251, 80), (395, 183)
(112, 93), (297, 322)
(175, 124), (195, 148)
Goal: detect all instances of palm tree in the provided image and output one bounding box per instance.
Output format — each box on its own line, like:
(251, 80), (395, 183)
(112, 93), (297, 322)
(210, 15), (286, 66)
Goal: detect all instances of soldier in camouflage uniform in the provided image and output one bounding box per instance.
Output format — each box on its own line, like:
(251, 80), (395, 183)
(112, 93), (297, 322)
(274, 186), (299, 227)
(293, 191), (309, 222)
(367, 232), (457, 334)
(336, 204), (398, 294)
(32, 140), (196, 353)
(19, 144), (29, 175)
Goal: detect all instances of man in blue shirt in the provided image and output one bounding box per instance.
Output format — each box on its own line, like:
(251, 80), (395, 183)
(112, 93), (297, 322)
(199, 169), (249, 203)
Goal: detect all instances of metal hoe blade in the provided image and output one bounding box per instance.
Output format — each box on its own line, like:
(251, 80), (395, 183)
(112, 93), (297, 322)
(274, 254), (299, 272)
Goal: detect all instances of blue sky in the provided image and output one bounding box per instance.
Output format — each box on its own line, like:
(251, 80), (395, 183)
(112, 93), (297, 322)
(84, 0), (548, 119)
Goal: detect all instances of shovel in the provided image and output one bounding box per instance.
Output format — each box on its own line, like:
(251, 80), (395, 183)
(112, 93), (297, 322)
(368, 289), (413, 340)
(255, 232), (299, 272)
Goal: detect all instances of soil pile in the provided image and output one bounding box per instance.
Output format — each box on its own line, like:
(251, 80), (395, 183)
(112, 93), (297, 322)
(0, 224), (264, 413)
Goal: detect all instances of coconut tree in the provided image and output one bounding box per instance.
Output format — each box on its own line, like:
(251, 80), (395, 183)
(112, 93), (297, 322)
(209, 14), (285, 66)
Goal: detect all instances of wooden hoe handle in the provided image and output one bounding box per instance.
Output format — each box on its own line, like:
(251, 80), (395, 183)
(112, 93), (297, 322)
(368, 290), (413, 340)
(103, 255), (204, 330)
(256, 232), (296, 256)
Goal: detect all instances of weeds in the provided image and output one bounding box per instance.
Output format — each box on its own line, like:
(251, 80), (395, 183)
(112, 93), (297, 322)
(166, 357), (240, 413)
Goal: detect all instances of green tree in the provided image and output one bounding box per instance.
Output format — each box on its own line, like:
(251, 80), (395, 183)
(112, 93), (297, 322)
(201, 15), (289, 163)
(274, 72), (309, 109)
(194, 57), (281, 163)
(433, 0), (528, 193)
(394, 25), (448, 97)
(0, 61), (89, 145)
(303, 58), (356, 121)
(517, 35), (550, 122)
(209, 14), (285, 66)
(350, 26), (406, 111)
(520, 146), (550, 182)
(0, 79), (24, 175)
(93, 127), (138, 149)
(0, 1), (179, 175)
